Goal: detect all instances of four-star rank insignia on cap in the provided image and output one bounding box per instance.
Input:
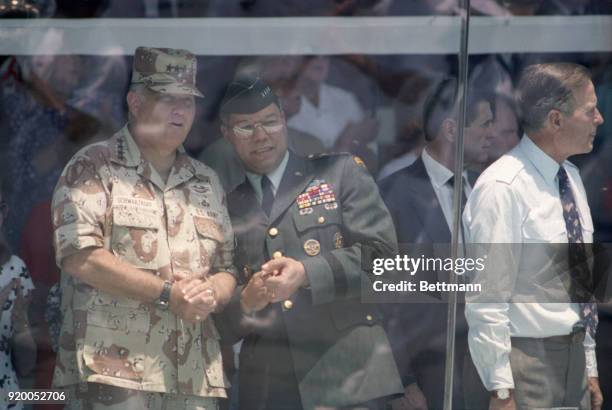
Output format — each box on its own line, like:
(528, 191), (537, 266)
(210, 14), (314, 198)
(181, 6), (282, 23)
(297, 180), (336, 210)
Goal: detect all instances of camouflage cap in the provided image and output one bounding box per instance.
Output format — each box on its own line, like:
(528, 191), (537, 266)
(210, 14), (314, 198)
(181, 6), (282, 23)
(131, 47), (203, 98)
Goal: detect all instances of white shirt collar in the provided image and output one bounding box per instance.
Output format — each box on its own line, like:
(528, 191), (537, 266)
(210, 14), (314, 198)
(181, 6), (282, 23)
(422, 148), (465, 189)
(246, 150), (290, 199)
(519, 135), (561, 188)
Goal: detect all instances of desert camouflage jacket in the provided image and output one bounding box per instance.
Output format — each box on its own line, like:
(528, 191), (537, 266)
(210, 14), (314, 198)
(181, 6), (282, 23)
(51, 126), (236, 397)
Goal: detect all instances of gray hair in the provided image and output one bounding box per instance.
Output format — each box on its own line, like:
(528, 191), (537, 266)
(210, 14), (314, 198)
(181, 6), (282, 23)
(128, 83), (147, 94)
(517, 63), (592, 133)
(127, 83), (148, 122)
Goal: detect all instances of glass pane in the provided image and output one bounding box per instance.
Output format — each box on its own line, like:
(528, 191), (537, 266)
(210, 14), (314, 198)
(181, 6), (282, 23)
(461, 3), (611, 410)
(9, 2), (612, 410)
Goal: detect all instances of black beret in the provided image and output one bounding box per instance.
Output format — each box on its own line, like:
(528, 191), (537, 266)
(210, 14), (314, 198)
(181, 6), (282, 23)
(220, 76), (280, 116)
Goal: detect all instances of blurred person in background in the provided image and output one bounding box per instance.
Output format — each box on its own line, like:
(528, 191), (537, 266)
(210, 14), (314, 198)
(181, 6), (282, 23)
(0, 178), (36, 410)
(0, 54), (93, 249)
(0, 0), (128, 250)
(289, 55), (380, 170)
(0, 3), (128, 403)
(379, 78), (494, 410)
(0, 52), (121, 409)
(18, 109), (107, 410)
(377, 71), (439, 180)
(482, 94), (521, 169)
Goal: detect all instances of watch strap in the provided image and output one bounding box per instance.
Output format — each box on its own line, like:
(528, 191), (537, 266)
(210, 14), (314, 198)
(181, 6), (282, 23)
(157, 280), (172, 309)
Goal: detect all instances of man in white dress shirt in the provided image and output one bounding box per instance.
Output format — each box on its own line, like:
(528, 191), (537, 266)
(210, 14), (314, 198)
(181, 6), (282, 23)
(464, 63), (605, 410)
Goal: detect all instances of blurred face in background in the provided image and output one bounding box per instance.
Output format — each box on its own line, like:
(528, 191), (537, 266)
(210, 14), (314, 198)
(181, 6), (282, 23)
(259, 56), (304, 120)
(301, 56), (330, 86)
(260, 56), (302, 84)
(27, 55), (82, 98)
(276, 84), (302, 119)
(488, 97), (520, 163)
(463, 101), (494, 168)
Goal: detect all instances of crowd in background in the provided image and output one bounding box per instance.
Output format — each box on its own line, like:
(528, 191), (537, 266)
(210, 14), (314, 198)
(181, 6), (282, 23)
(1, 0), (612, 409)
(3, 0), (612, 18)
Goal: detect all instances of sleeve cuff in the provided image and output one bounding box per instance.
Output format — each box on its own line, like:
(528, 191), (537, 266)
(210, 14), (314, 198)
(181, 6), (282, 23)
(54, 234), (103, 267)
(474, 357), (515, 391)
(301, 256), (334, 305)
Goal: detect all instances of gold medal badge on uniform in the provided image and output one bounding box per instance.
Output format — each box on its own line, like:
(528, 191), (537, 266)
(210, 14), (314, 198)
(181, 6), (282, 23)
(303, 239), (321, 256)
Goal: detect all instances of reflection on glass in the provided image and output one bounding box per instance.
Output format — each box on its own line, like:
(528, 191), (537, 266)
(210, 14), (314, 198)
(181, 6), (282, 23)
(0, 2), (610, 410)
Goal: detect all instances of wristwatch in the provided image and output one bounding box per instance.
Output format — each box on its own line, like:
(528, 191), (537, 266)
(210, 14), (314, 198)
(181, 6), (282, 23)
(493, 389), (511, 400)
(156, 280), (172, 310)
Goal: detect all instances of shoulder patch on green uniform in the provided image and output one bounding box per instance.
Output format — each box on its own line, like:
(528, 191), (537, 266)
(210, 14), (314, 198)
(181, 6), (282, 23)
(352, 155), (366, 169)
(307, 152), (351, 160)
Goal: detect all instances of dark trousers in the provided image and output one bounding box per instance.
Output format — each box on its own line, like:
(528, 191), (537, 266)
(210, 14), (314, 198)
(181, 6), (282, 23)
(238, 334), (395, 410)
(238, 335), (302, 410)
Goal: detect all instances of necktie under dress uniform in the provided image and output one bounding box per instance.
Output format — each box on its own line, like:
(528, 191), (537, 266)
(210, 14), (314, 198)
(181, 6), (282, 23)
(261, 175), (275, 216)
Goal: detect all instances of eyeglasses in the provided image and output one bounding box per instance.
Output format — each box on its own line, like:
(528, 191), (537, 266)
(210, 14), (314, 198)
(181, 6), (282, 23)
(228, 120), (284, 139)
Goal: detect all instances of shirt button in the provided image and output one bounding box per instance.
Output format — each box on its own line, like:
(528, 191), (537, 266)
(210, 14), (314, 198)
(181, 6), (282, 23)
(268, 227), (279, 237)
(283, 300), (293, 310)
(272, 251), (283, 259)
(318, 216), (325, 224)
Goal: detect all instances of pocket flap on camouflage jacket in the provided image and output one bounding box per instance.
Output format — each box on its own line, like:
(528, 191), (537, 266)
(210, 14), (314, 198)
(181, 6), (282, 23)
(87, 307), (150, 333)
(193, 216), (223, 243)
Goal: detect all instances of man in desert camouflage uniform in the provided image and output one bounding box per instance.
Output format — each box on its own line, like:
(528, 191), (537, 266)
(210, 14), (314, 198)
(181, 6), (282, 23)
(51, 47), (237, 410)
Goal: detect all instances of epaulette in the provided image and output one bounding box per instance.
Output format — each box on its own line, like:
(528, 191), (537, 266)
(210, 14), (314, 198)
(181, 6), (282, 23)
(492, 155), (525, 185)
(190, 157), (217, 183)
(307, 152), (370, 173)
(306, 151), (349, 160)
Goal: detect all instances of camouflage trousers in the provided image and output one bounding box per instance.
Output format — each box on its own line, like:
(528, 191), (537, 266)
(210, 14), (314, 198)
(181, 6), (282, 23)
(63, 383), (220, 410)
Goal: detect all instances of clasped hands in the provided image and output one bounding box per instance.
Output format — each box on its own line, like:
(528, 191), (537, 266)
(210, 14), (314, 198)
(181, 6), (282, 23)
(240, 256), (308, 314)
(169, 272), (217, 323)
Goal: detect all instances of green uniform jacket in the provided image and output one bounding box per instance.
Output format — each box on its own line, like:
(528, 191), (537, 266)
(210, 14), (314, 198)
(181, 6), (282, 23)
(219, 152), (403, 409)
